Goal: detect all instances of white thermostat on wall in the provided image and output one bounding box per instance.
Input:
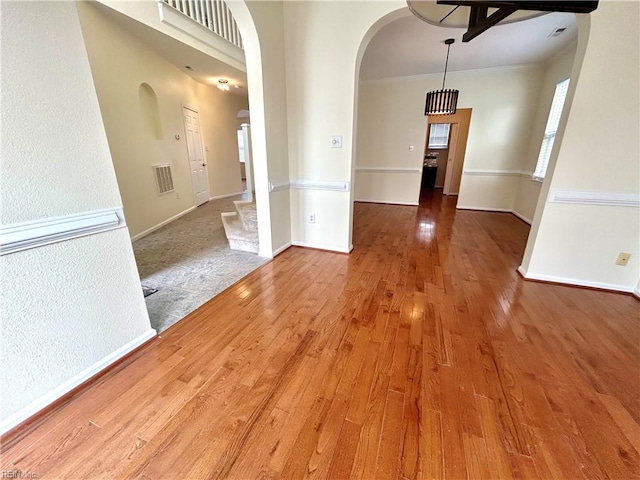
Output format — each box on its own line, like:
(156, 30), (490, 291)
(330, 135), (343, 148)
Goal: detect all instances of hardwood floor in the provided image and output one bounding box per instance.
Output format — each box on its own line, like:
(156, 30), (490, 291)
(2, 191), (639, 479)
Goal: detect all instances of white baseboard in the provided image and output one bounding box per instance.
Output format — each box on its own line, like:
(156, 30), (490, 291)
(517, 265), (634, 294)
(456, 205), (532, 225)
(355, 199), (419, 206)
(510, 210), (532, 225)
(0, 329), (156, 435)
(272, 242), (292, 257)
(633, 287), (640, 300)
(457, 205), (511, 213)
(209, 191), (244, 201)
(292, 241), (352, 254)
(131, 206), (196, 242)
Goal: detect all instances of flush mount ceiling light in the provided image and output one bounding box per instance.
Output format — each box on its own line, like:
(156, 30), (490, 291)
(425, 38), (459, 116)
(217, 79), (230, 91)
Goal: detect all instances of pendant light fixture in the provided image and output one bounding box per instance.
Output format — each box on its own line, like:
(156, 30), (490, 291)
(425, 38), (458, 116)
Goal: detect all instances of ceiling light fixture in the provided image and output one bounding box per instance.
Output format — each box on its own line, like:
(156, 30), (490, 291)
(425, 38), (459, 116)
(217, 79), (230, 91)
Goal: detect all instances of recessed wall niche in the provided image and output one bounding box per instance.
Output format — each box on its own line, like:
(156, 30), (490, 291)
(138, 83), (163, 140)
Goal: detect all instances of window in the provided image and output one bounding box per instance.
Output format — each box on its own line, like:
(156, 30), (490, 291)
(534, 78), (570, 180)
(428, 123), (450, 149)
(237, 130), (245, 163)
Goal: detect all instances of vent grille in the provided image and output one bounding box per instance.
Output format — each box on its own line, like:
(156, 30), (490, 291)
(549, 27), (567, 37)
(154, 164), (174, 195)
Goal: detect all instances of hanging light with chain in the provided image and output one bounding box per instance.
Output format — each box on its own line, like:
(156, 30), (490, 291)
(425, 38), (459, 116)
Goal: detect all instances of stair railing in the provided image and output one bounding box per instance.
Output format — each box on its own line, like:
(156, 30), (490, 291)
(162, 0), (243, 50)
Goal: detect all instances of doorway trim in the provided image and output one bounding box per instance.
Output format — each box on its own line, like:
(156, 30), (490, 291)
(422, 108), (472, 201)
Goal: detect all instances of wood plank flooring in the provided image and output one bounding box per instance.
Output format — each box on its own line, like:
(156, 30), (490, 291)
(2, 191), (639, 479)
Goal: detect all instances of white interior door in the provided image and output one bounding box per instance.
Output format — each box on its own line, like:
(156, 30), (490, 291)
(183, 107), (210, 206)
(443, 123), (459, 195)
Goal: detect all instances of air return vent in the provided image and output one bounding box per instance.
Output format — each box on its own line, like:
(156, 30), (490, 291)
(548, 27), (567, 37)
(154, 164), (174, 195)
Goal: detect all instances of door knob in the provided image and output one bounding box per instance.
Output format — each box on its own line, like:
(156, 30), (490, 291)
(202, 163), (207, 167)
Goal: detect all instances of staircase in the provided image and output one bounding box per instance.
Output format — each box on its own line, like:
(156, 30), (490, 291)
(221, 200), (259, 253)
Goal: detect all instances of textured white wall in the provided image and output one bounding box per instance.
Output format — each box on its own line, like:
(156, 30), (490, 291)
(0, 1), (153, 430)
(0, 2), (122, 225)
(0, 230), (152, 425)
(78, 2), (247, 239)
(521, 0), (640, 291)
(355, 66), (544, 207)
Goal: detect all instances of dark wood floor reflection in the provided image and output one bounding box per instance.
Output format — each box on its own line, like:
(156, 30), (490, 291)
(3, 190), (639, 479)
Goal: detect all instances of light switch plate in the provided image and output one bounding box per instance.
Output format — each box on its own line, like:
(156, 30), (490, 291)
(330, 135), (343, 148)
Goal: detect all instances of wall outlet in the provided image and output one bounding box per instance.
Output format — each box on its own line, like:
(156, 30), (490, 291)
(176, 192), (181, 200)
(330, 136), (342, 148)
(616, 252), (631, 266)
(309, 213), (316, 224)
(409, 145), (414, 152)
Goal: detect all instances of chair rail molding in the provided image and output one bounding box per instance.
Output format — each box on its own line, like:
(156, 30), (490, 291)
(268, 180), (290, 193)
(356, 167), (422, 174)
(290, 180), (350, 192)
(548, 190), (640, 208)
(462, 169), (530, 177)
(0, 208), (127, 256)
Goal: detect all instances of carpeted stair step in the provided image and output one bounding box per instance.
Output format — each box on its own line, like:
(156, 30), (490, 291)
(221, 210), (259, 253)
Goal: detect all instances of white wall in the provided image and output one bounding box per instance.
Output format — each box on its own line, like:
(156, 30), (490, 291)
(521, 0), (640, 292)
(77, 2), (247, 239)
(513, 43), (577, 223)
(243, 0), (292, 255)
(355, 66), (544, 208)
(0, 1), (154, 432)
(283, 1), (405, 252)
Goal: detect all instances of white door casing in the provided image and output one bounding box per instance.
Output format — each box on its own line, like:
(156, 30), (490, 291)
(443, 123), (459, 195)
(183, 107), (210, 206)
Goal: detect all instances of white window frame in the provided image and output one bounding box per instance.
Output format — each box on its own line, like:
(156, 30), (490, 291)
(533, 78), (570, 181)
(428, 123), (451, 149)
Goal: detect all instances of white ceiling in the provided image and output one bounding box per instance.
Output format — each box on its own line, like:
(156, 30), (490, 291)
(92, 3), (248, 96)
(360, 9), (577, 81)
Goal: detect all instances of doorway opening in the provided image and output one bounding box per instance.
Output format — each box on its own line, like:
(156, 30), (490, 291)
(76, 1), (269, 333)
(420, 108), (472, 202)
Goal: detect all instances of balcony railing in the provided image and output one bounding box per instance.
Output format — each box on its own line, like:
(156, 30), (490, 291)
(162, 0), (243, 50)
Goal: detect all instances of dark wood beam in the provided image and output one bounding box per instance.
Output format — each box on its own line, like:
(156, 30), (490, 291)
(462, 6), (517, 42)
(437, 0), (598, 14)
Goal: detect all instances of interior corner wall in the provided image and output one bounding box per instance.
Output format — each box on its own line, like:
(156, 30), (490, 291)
(521, 0), (640, 292)
(242, 0), (292, 255)
(0, 1), (153, 432)
(283, 1), (405, 252)
(355, 66), (544, 209)
(512, 43), (577, 223)
(77, 2), (245, 239)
